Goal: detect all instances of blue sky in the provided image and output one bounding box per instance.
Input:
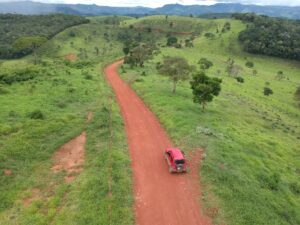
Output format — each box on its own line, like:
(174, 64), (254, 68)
(1, 0), (300, 7)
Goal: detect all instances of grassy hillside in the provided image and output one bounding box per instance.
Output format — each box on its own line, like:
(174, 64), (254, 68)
(121, 16), (300, 225)
(0, 18), (133, 225)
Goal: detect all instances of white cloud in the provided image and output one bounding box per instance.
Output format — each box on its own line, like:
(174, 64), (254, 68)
(1, 0), (300, 7)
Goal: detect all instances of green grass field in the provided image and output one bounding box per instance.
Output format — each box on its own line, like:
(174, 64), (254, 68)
(1, 14), (299, 225)
(120, 16), (300, 225)
(0, 18), (133, 225)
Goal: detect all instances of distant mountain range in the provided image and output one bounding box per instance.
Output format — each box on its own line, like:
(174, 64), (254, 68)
(0, 1), (300, 20)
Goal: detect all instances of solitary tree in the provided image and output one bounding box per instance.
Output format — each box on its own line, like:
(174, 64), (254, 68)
(198, 58), (213, 70)
(190, 71), (222, 110)
(158, 56), (194, 93)
(12, 36), (47, 64)
(124, 44), (153, 67)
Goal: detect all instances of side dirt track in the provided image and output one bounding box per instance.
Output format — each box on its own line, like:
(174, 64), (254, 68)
(105, 60), (211, 225)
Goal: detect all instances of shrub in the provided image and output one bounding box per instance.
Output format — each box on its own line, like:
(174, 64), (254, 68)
(204, 32), (215, 39)
(236, 76), (244, 83)
(264, 87), (273, 96)
(167, 36), (178, 46)
(289, 182), (300, 195)
(245, 61), (254, 68)
(68, 87), (76, 93)
(259, 172), (281, 190)
(69, 31), (76, 37)
(0, 85), (9, 94)
(56, 101), (67, 108)
(198, 58), (213, 70)
(84, 74), (93, 80)
(28, 110), (45, 120)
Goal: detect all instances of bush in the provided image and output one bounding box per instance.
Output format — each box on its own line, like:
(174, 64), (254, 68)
(69, 31), (76, 37)
(204, 32), (215, 39)
(245, 61), (254, 68)
(236, 76), (244, 83)
(264, 87), (273, 96)
(0, 86), (9, 94)
(259, 172), (281, 190)
(289, 182), (300, 195)
(56, 101), (67, 108)
(28, 110), (45, 120)
(167, 36), (178, 46)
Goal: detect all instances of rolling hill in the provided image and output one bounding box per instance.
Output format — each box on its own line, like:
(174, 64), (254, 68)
(0, 1), (300, 19)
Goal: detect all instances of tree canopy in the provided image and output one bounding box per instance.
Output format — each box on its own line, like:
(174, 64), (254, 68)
(233, 13), (300, 60)
(158, 56), (194, 93)
(0, 14), (89, 59)
(190, 71), (222, 109)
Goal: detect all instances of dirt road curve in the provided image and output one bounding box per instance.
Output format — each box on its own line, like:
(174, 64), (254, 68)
(105, 60), (212, 225)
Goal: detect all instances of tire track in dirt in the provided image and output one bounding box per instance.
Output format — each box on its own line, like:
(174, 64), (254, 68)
(105, 60), (212, 225)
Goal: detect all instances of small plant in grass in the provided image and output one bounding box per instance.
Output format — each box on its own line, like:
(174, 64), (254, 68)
(259, 172), (281, 191)
(120, 65), (126, 73)
(204, 32), (215, 39)
(56, 101), (67, 108)
(190, 71), (222, 110)
(264, 87), (273, 96)
(226, 58), (243, 77)
(158, 56), (194, 93)
(275, 71), (285, 80)
(0, 85), (10, 94)
(245, 61), (254, 68)
(236, 76), (244, 83)
(28, 110), (45, 120)
(252, 69), (258, 76)
(294, 86), (300, 107)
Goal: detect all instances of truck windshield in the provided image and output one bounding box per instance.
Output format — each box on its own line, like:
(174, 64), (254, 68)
(175, 159), (185, 164)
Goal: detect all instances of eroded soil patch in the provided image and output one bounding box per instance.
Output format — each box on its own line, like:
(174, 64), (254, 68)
(64, 53), (77, 61)
(51, 132), (86, 183)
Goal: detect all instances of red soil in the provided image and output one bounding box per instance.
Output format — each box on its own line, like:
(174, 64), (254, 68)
(134, 26), (193, 35)
(64, 53), (77, 61)
(23, 188), (41, 207)
(51, 132), (86, 183)
(4, 169), (12, 176)
(105, 60), (212, 225)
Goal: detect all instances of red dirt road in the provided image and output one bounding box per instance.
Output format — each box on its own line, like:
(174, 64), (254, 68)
(105, 60), (211, 225)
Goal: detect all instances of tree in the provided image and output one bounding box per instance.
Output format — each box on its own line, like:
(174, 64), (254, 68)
(190, 71), (222, 109)
(124, 44), (153, 68)
(167, 36), (178, 46)
(198, 58), (213, 70)
(158, 56), (194, 93)
(12, 36), (47, 64)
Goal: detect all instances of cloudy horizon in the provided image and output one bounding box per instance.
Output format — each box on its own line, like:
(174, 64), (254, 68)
(0, 0), (300, 7)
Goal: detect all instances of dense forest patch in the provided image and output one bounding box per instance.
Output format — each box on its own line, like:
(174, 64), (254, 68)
(0, 14), (89, 59)
(233, 13), (300, 60)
